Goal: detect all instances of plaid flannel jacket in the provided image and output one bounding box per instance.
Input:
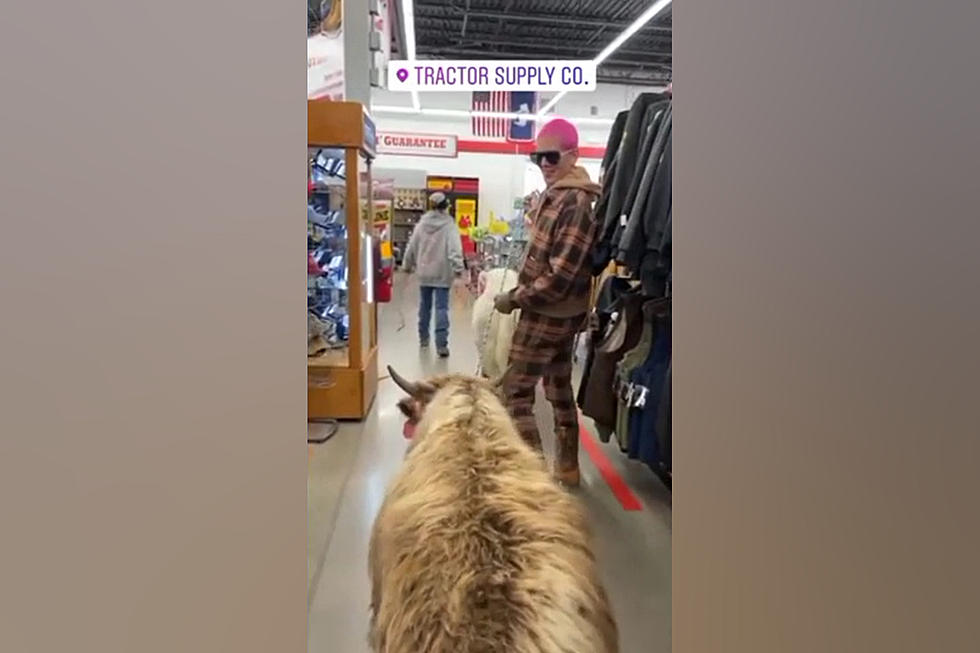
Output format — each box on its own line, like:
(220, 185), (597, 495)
(512, 167), (601, 318)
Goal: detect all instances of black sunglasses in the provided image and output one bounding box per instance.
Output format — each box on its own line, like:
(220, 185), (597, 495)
(529, 149), (574, 166)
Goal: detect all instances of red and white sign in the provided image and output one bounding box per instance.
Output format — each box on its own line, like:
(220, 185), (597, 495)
(377, 132), (458, 158)
(308, 33), (345, 100)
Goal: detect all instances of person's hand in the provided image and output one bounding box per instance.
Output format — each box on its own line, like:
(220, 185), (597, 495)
(494, 293), (516, 314)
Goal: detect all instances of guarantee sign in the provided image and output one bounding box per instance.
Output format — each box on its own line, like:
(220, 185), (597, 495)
(377, 132), (459, 158)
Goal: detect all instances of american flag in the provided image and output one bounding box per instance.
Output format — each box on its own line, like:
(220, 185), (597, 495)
(471, 91), (510, 138)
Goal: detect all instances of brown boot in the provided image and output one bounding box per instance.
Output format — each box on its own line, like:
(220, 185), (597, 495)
(553, 464), (580, 488)
(553, 428), (580, 488)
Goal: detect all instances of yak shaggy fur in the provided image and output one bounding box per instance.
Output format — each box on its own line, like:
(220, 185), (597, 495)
(471, 267), (520, 381)
(368, 373), (618, 653)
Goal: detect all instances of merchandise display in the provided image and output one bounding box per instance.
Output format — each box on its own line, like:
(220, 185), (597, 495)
(364, 185), (395, 303)
(307, 100), (380, 420)
(463, 191), (536, 295)
(579, 89), (673, 488)
(391, 187), (426, 264)
(308, 147), (351, 357)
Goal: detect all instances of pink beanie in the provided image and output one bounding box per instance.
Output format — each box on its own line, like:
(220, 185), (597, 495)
(538, 118), (579, 150)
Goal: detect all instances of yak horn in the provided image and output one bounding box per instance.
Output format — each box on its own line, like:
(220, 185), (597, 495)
(387, 366), (419, 396)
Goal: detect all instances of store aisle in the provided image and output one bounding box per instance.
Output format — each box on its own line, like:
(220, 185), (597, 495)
(307, 274), (671, 652)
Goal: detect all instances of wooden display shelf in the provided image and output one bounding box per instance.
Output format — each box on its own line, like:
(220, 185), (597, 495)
(308, 348), (349, 368)
(308, 100), (379, 422)
(308, 344), (378, 421)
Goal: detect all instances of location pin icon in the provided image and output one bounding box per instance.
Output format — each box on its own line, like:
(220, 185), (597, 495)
(396, 68), (409, 83)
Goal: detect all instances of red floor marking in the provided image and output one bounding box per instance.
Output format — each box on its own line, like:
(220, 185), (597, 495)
(579, 418), (643, 511)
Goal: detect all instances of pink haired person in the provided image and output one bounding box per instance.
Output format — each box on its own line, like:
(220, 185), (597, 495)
(493, 118), (602, 486)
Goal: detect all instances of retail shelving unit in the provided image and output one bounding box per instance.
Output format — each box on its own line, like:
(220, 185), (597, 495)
(308, 100), (379, 420)
(391, 187), (426, 265)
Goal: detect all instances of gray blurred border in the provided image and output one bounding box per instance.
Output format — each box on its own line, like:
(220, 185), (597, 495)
(674, 1), (980, 651)
(0, 1), (307, 651)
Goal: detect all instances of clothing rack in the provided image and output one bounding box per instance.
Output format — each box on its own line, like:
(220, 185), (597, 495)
(578, 92), (673, 488)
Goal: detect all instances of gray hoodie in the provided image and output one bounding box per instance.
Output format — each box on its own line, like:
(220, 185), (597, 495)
(402, 209), (464, 288)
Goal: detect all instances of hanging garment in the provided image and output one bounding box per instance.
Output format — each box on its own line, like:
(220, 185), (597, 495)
(617, 110), (671, 268)
(599, 110), (629, 177)
(645, 209), (672, 298)
(592, 154), (618, 240)
(580, 290), (645, 433)
(593, 92), (669, 273)
(629, 134), (672, 297)
(592, 113), (626, 230)
(626, 309), (671, 469)
(595, 104), (662, 242)
(613, 299), (667, 451)
(615, 103), (669, 246)
(576, 274), (633, 411)
(656, 361), (671, 474)
(599, 93), (667, 237)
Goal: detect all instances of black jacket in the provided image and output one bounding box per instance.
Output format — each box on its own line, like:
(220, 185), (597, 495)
(616, 108), (671, 264)
(615, 104), (669, 245)
(599, 110), (629, 175)
(593, 92), (669, 272)
(609, 102), (671, 300)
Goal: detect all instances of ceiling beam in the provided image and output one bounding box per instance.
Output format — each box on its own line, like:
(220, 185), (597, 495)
(460, 0), (470, 38)
(414, 22), (672, 47)
(597, 76), (670, 87)
(417, 48), (672, 69)
(576, 0), (640, 54)
(414, 5), (672, 33)
(418, 37), (670, 59)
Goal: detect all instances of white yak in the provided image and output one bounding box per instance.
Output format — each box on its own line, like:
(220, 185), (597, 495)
(471, 267), (520, 381)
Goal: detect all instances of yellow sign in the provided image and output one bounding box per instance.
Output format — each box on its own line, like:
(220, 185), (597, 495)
(455, 198), (477, 231)
(488, 211), (510, 235)
(427, 177), (453, 191)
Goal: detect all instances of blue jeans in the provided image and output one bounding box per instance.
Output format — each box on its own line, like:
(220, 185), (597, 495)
(418, 286), (450, 348)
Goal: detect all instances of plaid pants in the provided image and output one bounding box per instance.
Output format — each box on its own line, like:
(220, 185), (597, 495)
(504, 311), (583, 468)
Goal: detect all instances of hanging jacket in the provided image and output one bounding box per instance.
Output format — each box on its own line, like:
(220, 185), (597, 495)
(626, 310), (671, 468)
(591, 112), (628, 243)
(402, 209), (464, 288)
(615, 103), (669, 246)
(600, 110), (629, 176)
(642, 201), (672, 297)
(613, 299), (665, 451)
(656, 361), (671, 474)
(614, 322), (653, 450)
(617, 109), (671, 267)
(576, 275), (634, 413)
(593, 92), (668, 273)
(508, 166), (602, 319)
(581, 290), (645, 431)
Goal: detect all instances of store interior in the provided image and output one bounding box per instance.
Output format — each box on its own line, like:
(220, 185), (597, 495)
(308, 1), (672, 651)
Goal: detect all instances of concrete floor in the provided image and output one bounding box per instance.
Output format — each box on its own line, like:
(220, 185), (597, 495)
(307, 275), (671, 652)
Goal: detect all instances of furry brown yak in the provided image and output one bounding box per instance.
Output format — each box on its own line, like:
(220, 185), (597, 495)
(368, 367), (618, 653)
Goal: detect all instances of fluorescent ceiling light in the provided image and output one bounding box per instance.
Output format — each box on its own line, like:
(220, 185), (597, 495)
(594, 0), (672, 66)
(400, 0), (421, 109)
(538, 0), (672, 116)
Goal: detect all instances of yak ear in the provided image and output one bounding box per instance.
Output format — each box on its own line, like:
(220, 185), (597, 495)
(387, 366), (435, 398)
